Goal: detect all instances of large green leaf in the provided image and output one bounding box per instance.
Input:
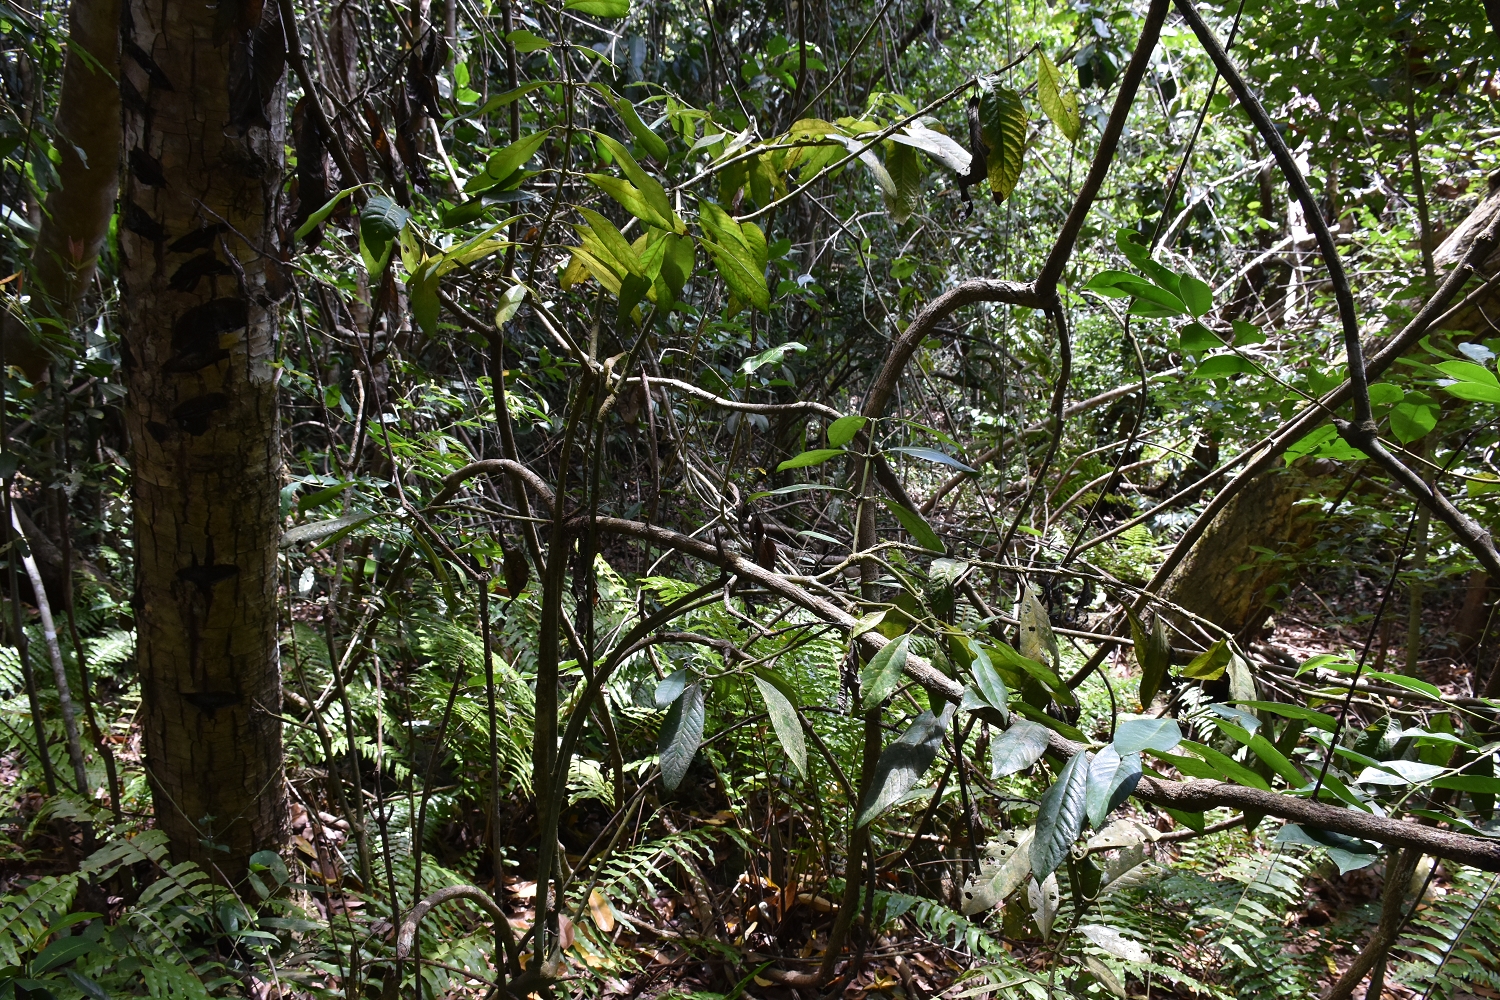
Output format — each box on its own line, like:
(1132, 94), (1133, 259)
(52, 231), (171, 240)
(883, 498), (943, 552)
(777, 447), (844, 472)
(594, 133), (678, 230)
(1181, 638), (1231, 679)
(990, 719), (1051, 778)
(466, 130), (549, 194)
(564, 0), (629, 16)
(968, 643), (1009, 714)
(826, 415), (867, 447)
(1031, 749), (1090, 880)
(1085, 746), (1141, 829)
(978, 81), (1027, 202)
(576, 206), (644, 278)
(585, 174), (674, 231)
(613, 96), (670, 161)
(861, 634), (910, 709)
(855, 705), (953, 827)
(697, 200), (769, 311)
(1389, 400), (1438, 443)
(658, 680), (705, 790)
(884, 139), (923, 224)
(358, 195), (410, 276)
(1111, 716), (1181, 756)
(754, 675), (807, 779)
(1037, 52), (1081, 143)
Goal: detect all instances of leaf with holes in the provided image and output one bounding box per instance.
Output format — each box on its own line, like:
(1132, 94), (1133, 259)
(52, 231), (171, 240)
(1037, 52), (1081, 142)
(1018, 582), (1059, 670)
(754, 675), (807, 778)
(658, 680), (705, 790)
(979, 81), (1027, 202)
(1031, 749), (1090, 880)
(856, 705), (953, 827)
(961, 826), (1035, 913)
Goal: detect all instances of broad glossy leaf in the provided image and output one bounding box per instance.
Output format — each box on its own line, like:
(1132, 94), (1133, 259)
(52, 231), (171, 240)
(658, 680), (705, 790)
(1389, 401), (1438, 443)
(992, 719), (1052, 777)
(1366, 670), (1443, 700)
(885, 446), (976, 472)
(506, 28), (550, 52)
(1178, 321), (1222, 353)
(1083, 270), (1186, 315)
(884, 139), (923, 224)
(614, 96), (670, 161)
(294, 184), (365, 241)
(495, 283), (528, 327)
(1085, 746), (1142, 828)
(594, 134), (677, 230)
(1177, 739), (1270, 790)
(1037, 52), (1082, 143)
(754, 675), (807, 778)
(961, 827), (1034, 913)
(1111, 716), (1181, 755)
(466, 131), (549, 194)
(585, 174), (673, 231)
(576, 206), (643, 277)
(856, 705), (953, 827)
(654, 667), (688, 709)
(1234, 700), (1335, 731)
(861, 634), (910, 709)
(1442, 380), (1500, 404)
(777, 448), (844, 472)
(1177, 274), (1213, 317)
(1190, 354), (1259, 378)
(883, 498), (944, 552)
(979, 82), (1027, 201)
(968, 643), (1009, 713)
(1031, 749), (1090, 881)
(358, 195), (410, 274)
(1355, 759), (1447, 786)
(1274, 823), (1377, 874)
(1182, 639), (1230, 680)
(1115, 228), (1181, 292)
(1085, 957), (1127, 999)
(826, 415), (867, 447)
(698, 201), (769, 311)
(1435, 359), (1500, 386)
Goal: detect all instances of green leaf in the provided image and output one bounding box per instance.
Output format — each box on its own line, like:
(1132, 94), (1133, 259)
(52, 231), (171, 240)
(658, 680), (705, 790)
(741, 340), (808, 373)
(777, 448), (844, 472)
(827, 415), (867, 447)
(1112, 716), (1182, 755)
(885, 446), (976, 473)
(281, 511), (378, 548)
(1130, 611), (1171, 708)
(883, 498), (944, 552)
(1389, 400), (1438, 443)
(991, 719), (1052, 777)
(698, 200), (770, 311)
(466, 130), (549, 194)
(1011, 701), (1089, 742)
(1234, 700), (1336, 731)
(1181, 639), (1230, 680)
(861, 634), (911, 709)
(564, 0), (630, 15)
(1018, 582), (1060, 671)
(1366, 670), (1443, 700)
(294, 184), (368, 242)
(1435, 359), (1499, 386)
(585, 174), (673, 231)
(1274, 823), (1377, 874)
(1212, 719), (1305, 786)
(1115, 228), (1182, 292)
(506, 28), (551, 52)
(1083, 270), (1186, 315)
(248, 849), (289, 885)
(654, 668), (689, 709)
(1190, 354), (1259, 378)
(612, 97), (670, 161)
(754, 675), (807, 779)
(594, 133), (677, 228)
(458, 82), (549, 123)
(979, 81), (1027, 202)
(32, 936), (94, 974)
(1031, 749), (1090, 880)
(856, 705), (953, 827)
(1036, 52), (1082, 143)
(1432, 774), (1500, 794)
(1085, 746), (1142, 828)
(1178, 321), (1222, 353)
(358, 195), (410, 276)
(1442, 380), (1500, 403)
(884, 139), (923, 223)
(969, 643), (1009, 714)
(64, 970), (110, 1000)
(1177, 739), (1271, 790)
(495, 283), (528, 328)
(1177, 275), (1213, 317)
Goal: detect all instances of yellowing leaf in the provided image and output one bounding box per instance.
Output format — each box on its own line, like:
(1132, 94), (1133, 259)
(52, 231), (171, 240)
(1037, 53), (1082, 143)
(588, 889), (616, 932)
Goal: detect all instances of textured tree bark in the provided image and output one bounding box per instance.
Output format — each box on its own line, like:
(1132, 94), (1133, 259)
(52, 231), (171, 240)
(0, 0), (121, 378)
(118, 0), (287, 883)
(1156, 465), (1321, 637)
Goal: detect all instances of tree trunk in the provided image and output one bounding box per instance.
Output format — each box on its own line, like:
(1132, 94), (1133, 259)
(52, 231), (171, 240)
(118, 0), (287, 883)
(0, 0), (121, 378)
(1158, 465), (1322, 638)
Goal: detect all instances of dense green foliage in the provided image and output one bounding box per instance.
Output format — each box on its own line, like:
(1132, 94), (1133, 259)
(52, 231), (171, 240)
(1, 0), (1500, 996)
